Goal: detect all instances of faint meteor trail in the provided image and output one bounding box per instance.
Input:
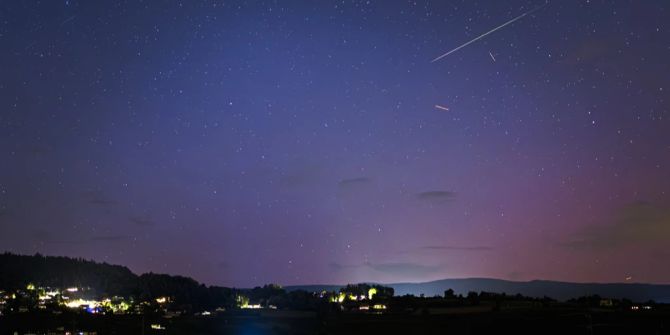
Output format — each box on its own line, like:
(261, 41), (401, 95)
(434, 104), (450, 111)
(431, 2), (548, 63)
(60, 15), (76, 26)
(489, 51), (497, 62)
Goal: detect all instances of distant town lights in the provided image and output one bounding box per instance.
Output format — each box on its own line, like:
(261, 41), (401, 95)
(240, 304), (262, 309)
(65, 299), (101, 309)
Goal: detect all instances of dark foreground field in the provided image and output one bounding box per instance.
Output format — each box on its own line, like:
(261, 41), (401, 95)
(1, 308), (668, 335)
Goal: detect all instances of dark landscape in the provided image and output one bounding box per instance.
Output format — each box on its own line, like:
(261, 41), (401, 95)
(1, 253), (669, 334)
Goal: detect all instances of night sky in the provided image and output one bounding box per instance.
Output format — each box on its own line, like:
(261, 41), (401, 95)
(1, 0), (669, 287)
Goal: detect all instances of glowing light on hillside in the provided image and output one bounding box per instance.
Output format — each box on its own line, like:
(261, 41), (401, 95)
(151, 324), (166, 330)
(368, 288), (377, 300)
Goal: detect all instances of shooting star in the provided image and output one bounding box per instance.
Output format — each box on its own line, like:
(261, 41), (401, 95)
(60, 15), (76, 26)
(489, 51), (496, 62)
(431, 2), (548, 63)
(434, 104), (450, 111)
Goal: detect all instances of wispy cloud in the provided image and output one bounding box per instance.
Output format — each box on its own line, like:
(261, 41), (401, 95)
(338, 177), (371, 188)
(280, 164), (322, 188)
(0, 208), (11, 220)
(328, 262), (359, 271)
(560, 201), (670, 250)
(366, 262), (444, 276)
(129, 216), (154, 226)
(82, 191), (118, 206)
(330, 261), (444, 277)
(417, 191), (456, 202)
(506, 271), (523, 281)
(89, 198), (117, 206)
(32, 230), (128, 244)
(90, 235), (127, 242)
(419, 245), (493, 251)
(25, 145), (50, 156)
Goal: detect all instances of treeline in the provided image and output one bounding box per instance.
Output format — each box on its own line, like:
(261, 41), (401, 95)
(9, 253), (649, 315)
(0, 253), (404, 313)
(0, 252), (137, 295)
(0, 253), (236, 310)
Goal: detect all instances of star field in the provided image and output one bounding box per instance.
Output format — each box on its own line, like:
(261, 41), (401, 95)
(0, 0), (669, 286)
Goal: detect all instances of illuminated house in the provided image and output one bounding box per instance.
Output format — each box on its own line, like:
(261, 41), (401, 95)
(151, 323), (166, 330)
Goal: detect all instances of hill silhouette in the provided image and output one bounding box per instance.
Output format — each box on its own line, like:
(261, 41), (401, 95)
(3, 252), (670, 304)
(288, 278), (670, 303)
(0, 252), (235, 310)
(0, 252), (136, 295)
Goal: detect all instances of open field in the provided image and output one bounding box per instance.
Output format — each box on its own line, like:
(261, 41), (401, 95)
(2, 307), (668, 335)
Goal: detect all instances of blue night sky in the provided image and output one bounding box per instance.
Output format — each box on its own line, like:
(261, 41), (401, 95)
(0, 0), (669, 287)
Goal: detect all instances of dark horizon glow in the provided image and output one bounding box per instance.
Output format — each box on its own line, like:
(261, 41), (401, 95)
(0, 0), (669, 287)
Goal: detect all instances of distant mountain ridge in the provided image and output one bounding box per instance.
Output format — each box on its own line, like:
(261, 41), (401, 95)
(287, 278), (670, 303)
(3, 252), (670, 303)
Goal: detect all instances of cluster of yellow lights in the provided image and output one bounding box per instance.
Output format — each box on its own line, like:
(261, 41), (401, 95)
(64, 299), (101, 309)
(236, 295), (250, 308)
(240, 304), (262, 309)
(330, 289), (378, 304)
(236, 294), (264, 309)
(332, 293), (346, 303)
(155, 297), (168, 304)
(100, 299), (130, 313)
(359, 304), (386, 310)
(38, 290), (60, 301)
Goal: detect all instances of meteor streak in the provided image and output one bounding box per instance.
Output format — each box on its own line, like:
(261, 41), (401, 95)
(431, 2), (548, 63)
(60, 15), (76, 26)
(434, 104), (450, 111)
